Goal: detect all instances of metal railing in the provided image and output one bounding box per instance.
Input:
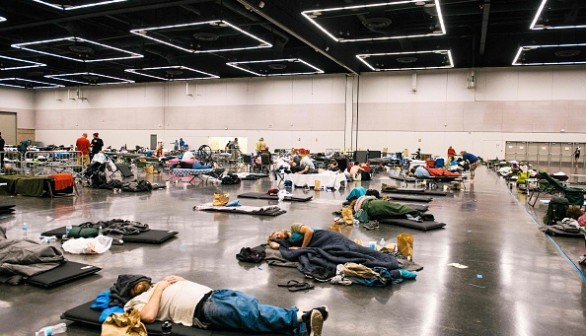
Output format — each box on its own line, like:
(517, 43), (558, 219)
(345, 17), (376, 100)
(23, 151), (83, 176)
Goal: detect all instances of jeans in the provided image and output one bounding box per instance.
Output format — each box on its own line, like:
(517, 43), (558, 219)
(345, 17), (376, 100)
(203, 289), (306, 335)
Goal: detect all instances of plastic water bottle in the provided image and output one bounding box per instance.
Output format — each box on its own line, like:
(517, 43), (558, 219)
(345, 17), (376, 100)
(379, 238), (386, 248)
(161, 320), (173, 336)
(21, 222), (28, 240)
(35, 322), (67, 336)
(65, 224), (72, 238)
(98, 225), (103, 236)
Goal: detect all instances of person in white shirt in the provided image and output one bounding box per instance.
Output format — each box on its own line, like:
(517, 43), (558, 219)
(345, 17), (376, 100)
(124, 275), (327, 336)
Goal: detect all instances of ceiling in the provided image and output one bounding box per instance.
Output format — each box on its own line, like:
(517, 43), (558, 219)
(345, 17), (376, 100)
(0, 0), (585, 88)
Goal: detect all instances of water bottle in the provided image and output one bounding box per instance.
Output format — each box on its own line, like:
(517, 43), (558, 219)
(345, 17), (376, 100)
(65, 224), (73, 238)
(161, 320), (173, 336)
(98, 225), (103, 236)
(35, 322), (67, 336)
(379, 238), (386, 248)
(21, 222), (28, 240)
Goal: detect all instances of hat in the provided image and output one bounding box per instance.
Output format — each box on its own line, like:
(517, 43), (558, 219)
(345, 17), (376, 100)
(259, 137), (264, 141)
(93, 133), (99, 136)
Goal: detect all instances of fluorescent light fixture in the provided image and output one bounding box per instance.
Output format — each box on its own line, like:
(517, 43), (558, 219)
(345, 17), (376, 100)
(0, 16), (6, 22)
(0, 78), (64, 89)
(0, 55), (46, 70)
(530, 0), (586, 30)
(30, 0), (128, 10)
(226, 58), (324, 77)
(125, 66), (219, 81)
(512, 44), (586, 66)
(12, 37), (143, 63)
(302, 0), (446, 43)
(45, 72), (134, 85)
(356, 50), (454, 71)
(130, 20), (272, 54)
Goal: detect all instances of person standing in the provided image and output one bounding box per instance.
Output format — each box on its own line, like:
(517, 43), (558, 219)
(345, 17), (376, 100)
(75, 133), (91, 168)
(0, 132), (5, 171)
(255, 137), (268, 154)
(228, 137), (240, 162)
(574, 146), (581, 167)
(90, 132), (104, 160)
(447, 146), (456, 160)
(460, 150), (480, 183)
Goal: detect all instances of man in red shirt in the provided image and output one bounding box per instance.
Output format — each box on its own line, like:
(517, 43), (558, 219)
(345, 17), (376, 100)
(76, 133), (91, 168)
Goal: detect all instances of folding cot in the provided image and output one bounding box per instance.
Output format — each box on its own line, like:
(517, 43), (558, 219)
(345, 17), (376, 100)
(169, 168), (217, 185)
(528, 171), (586, 207)
(0, 261), (101, 288)
(62, 301), (286, 336)
(238, 192), (313, 202)
(194, 204), (287, 216)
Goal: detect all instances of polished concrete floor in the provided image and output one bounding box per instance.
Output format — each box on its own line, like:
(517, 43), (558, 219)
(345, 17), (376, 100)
(1, 167), (585, 336)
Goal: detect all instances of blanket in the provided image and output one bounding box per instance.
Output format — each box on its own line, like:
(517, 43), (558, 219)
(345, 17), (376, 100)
(0, 238), (65, 279)
(278, 230), (399, 280)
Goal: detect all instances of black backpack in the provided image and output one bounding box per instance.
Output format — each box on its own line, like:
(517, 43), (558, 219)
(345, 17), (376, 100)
(544, 196), (569, 225)
(221, 173), (241, 185)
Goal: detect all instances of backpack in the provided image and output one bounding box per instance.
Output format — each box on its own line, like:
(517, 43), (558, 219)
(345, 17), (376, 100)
(236, 244), (266, 263)
(543, 196), (569, 225)
(221, 173), (241, 185)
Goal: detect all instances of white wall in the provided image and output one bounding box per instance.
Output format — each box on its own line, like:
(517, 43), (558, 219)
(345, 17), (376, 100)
(357, 67), (586, 159)
(34, 76), (347, 152)
(0, 87), (35, 130)
(31, 67), (586, 159)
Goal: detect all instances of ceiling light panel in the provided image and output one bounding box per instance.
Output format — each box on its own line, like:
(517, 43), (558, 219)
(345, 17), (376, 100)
(530, 0), (586, 30)
(356, 50), (454, 71)
(226, 58), (324, 76)
(302, 0), (446, 43)
(513, 44), (586, 66)
(45, 72), (134, 85)
(130, 20), (272, 54)
(125, 66), (219, 81)
(30, 0), (128, 11)
(0, 77), (63, 89)
(12, 37), (143, 63)
(0, 55), (46, 70)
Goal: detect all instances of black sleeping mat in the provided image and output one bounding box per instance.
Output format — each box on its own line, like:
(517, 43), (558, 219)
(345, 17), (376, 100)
(115, 163), (134, 178)
(378, 218), (446, 231)
(382, 188), (451, 196)
(40, 227), (178, 244)
(25, 261), (101, 288)
(542, 226), (584, 237)
(0, 204), (16, 209)
(62, 301), (288, 336)
(238, 192), (313, 202)
(239, 173), (269, 180)
(385, 194), (433, 202)
(0, 208), (15, 214)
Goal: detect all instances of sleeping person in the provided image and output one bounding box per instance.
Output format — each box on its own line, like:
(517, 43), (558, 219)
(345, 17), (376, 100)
(268, 223), (315, 250)
(348, 189), (430, 222)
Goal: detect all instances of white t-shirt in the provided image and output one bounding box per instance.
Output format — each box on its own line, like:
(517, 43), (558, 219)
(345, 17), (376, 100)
(124, 280), (212, 327)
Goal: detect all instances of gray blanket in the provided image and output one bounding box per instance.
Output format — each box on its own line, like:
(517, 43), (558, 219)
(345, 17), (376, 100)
(0, 238), (65, 277)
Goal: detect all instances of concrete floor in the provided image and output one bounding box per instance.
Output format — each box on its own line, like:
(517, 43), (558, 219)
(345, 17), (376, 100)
(1, 167), (585, 336)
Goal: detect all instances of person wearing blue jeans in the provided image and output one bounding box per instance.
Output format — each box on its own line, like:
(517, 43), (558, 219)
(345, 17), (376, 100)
(124, 275), (327, 336)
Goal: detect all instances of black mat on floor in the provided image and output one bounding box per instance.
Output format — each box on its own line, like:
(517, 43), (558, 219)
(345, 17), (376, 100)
(40, 227), (178, 244)
(389, 175), (416, 182)
(382, 187), (451, 196)
(25, 261), (101, 288)
(238, 192), (313, 202)
(541, 226), (585, 237)
(196, 205), (287, 217)
(0, 208), (15, 214)
(0, 204), (15, 210)
(240, 173), (269, 180)
(378, 218), (446, 231)
(62, 301), (287, 336)
(385, 195), (433, 202)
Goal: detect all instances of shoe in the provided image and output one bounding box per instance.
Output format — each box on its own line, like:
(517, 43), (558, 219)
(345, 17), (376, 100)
(303, 309), (324, 336)
(312, 306), (329, 321)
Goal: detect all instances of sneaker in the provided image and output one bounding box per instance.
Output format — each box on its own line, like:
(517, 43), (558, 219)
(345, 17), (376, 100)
(303, 309), (324, 336)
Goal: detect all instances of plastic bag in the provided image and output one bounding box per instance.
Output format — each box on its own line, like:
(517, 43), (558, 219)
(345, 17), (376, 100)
(62, 235), (113, 254)
(397, 233), (414, 260)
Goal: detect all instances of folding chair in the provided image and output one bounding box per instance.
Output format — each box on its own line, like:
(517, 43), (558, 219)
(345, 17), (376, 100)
(241, 154), (252, 172)
(259, 153), (272, 174)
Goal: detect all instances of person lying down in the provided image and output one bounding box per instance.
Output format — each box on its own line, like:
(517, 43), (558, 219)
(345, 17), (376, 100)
(346, 188), (432, 223)
(267, 224), (418, 284)
(94, 274), (328, 336)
